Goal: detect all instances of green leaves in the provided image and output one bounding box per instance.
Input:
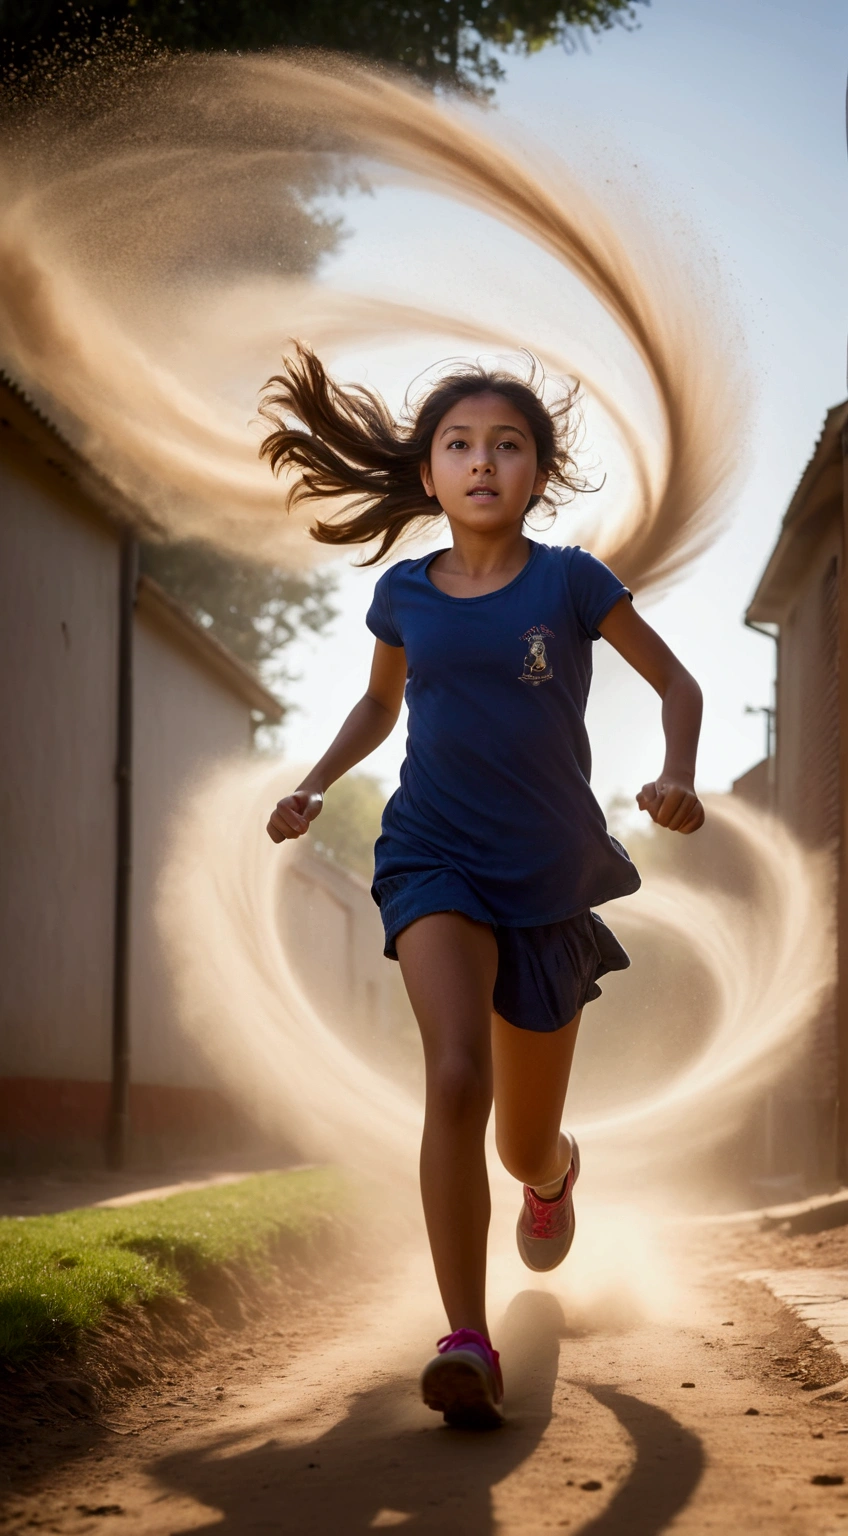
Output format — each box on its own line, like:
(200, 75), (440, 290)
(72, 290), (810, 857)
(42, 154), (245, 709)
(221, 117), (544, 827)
(3, 1), (648, 95)
(311, 773), (388, 878)
(140, 540), (339, 711)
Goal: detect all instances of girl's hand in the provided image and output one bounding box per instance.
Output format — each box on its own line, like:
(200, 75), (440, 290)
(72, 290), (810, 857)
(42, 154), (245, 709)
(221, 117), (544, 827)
(636, 778), (704, 834)
(266, 790), (324, 844)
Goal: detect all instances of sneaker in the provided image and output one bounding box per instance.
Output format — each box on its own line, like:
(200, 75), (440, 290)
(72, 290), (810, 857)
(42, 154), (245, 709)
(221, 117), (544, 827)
(420, 1328), (504, 1429)
(516, 1138), (581, 1273)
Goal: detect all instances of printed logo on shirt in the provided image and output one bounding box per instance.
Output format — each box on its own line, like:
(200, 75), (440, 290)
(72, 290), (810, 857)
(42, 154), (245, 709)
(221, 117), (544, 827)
(518, 624), (554, 685)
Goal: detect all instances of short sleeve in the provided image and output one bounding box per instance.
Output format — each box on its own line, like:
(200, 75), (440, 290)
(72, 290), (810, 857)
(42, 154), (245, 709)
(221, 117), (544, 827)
(566, 547), (631, 640)
(365, 567), (404, 647)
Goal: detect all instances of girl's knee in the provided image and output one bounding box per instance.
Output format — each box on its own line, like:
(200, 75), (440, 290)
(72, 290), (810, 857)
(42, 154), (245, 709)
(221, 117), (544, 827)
(495, 1126), (561, 1186)
(427, 1056), (491, 1125)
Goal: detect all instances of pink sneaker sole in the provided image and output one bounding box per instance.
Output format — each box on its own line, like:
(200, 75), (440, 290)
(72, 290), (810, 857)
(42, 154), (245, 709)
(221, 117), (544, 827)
(421, 1349), (503, 1430)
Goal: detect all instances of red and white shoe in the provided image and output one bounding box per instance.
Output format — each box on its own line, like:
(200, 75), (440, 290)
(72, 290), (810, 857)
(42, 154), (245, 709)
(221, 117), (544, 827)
(420, 1327), (504, 1429)
(516, 1138), (581, 1272)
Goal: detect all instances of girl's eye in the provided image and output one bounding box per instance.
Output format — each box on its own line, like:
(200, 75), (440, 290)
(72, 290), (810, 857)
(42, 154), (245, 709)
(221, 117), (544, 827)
(497, 439), (519, 450)
(446, 438), (467, 450)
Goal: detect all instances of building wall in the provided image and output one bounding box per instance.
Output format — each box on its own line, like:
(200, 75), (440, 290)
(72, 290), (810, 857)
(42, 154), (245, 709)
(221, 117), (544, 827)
(130, 608), (252, 1088)
(731, 757), (771, 810)
(0, 454), (118, 1082)
(0, 432), (274, 1164)
(775, 528), (841, 853)
(771, 519), (841, 1183)
(281, 850), (422, 1090)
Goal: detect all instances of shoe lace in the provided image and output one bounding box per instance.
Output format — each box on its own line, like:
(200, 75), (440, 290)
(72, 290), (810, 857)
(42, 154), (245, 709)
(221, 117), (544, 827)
(436, 1327), (496, 1362)
(525, 1164), (575, 1236)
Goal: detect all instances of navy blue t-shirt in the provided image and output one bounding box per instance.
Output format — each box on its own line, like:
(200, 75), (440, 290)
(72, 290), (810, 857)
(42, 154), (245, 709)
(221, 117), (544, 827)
(365, 540), (640, 926)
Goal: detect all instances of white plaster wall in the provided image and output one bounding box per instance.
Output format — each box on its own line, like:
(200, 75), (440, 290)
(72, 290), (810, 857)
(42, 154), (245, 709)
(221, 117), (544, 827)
(772, 515), (841, 1149)
(0, 461), (117, 1079)
(776, 521), (841, 846)
(282, 851), (421, 1087)
(129, 610), (252, 1087)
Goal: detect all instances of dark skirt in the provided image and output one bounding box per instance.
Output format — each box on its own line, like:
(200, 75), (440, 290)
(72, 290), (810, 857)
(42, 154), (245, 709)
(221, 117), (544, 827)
(373, 867), (630, 1034)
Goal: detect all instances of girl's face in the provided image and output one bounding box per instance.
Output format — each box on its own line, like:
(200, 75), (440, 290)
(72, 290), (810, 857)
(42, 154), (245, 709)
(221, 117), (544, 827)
(420, 392), (549, 535)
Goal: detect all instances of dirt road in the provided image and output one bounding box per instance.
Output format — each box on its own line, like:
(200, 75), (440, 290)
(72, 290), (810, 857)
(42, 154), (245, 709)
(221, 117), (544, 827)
(4, 1211), (848, 1535)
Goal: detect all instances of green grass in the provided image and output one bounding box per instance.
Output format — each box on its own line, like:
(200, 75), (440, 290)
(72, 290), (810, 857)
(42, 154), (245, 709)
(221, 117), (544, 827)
(0, 1168), (343, 1365)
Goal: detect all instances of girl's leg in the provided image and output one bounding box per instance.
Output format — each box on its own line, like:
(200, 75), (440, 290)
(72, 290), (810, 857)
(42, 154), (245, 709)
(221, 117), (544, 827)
(491, 1010), (582, 1192)
(395, 912), (498, 1339)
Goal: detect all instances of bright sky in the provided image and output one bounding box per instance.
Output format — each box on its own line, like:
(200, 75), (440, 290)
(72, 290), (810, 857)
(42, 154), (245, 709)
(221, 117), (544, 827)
(280, 0), (847, 818)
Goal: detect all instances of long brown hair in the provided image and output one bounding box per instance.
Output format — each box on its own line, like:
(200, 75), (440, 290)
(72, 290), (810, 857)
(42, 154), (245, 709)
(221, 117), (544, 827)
(259, 343), (591, 564)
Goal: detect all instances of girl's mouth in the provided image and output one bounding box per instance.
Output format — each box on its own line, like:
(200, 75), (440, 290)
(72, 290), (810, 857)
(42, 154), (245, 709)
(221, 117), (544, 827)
(468, 488), (498, 499)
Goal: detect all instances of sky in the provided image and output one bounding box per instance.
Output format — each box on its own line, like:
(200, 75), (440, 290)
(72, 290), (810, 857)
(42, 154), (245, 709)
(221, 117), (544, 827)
(279, 0), (847, 819)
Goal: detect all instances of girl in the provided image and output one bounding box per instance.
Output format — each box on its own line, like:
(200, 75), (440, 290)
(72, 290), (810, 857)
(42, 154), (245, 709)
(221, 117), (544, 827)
(262, 346), (704, 1429)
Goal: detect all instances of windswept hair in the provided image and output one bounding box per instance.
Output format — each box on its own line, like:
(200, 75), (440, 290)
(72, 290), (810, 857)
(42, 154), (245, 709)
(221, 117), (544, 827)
(259, 343), (591, 564)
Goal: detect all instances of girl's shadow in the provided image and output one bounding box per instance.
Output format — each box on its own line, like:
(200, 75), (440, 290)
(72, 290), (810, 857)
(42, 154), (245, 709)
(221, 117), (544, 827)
(150, 1289), (703, 1535)
(149, 1289), (565, 1535)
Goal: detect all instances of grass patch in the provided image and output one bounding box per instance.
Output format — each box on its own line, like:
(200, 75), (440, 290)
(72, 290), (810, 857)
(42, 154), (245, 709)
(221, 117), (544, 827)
(0, 1168), (343, 1365)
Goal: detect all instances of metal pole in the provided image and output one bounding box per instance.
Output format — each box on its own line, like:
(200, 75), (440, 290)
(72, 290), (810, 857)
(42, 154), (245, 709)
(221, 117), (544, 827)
(108, 533), (138, 1169)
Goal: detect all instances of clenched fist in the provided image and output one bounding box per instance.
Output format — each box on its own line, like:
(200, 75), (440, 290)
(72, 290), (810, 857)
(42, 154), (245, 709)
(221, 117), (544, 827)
(636, 778), (704, 834)
(266, 789), (324, 844)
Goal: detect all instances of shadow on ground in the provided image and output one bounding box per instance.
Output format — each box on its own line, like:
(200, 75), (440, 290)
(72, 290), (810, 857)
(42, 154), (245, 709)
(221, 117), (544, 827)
(150, 1290), (704, 1535)
(575, 1385), (704, 1536)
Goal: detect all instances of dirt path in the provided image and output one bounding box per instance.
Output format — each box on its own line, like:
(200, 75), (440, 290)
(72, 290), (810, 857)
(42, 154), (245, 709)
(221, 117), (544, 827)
(4, 1213), (848, 1535)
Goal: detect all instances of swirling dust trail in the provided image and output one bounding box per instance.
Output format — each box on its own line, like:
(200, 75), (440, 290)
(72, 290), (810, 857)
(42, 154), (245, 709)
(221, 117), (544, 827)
(0, 53), (828, 1314)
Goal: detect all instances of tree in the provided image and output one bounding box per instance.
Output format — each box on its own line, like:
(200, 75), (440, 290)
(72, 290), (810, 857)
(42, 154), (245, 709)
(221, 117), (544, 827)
(140, 540), (337, 705)
(2, 2), (648, 94)
(309, 772), (388, 879)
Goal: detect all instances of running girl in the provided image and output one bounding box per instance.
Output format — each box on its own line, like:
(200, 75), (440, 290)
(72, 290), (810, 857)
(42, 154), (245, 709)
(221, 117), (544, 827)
(261, 346), (704, 1429)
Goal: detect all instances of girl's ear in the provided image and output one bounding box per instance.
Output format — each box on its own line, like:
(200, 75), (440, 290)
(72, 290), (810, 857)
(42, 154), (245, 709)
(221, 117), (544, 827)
(533, 467), (550, 498)
(420, 459), (436, 498)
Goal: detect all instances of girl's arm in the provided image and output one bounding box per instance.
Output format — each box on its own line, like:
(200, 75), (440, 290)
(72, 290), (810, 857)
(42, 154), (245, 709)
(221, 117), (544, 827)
(598, 597), (705, 835)
(266, 640), (407, 843)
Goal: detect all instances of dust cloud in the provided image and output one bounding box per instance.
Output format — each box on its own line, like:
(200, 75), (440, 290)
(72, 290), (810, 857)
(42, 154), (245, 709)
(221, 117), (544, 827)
(159, 763), (831, 1188)
(157, 760), (831, 1321)
(2, 49), (821, 1318)
(0, 48), (747, 595)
